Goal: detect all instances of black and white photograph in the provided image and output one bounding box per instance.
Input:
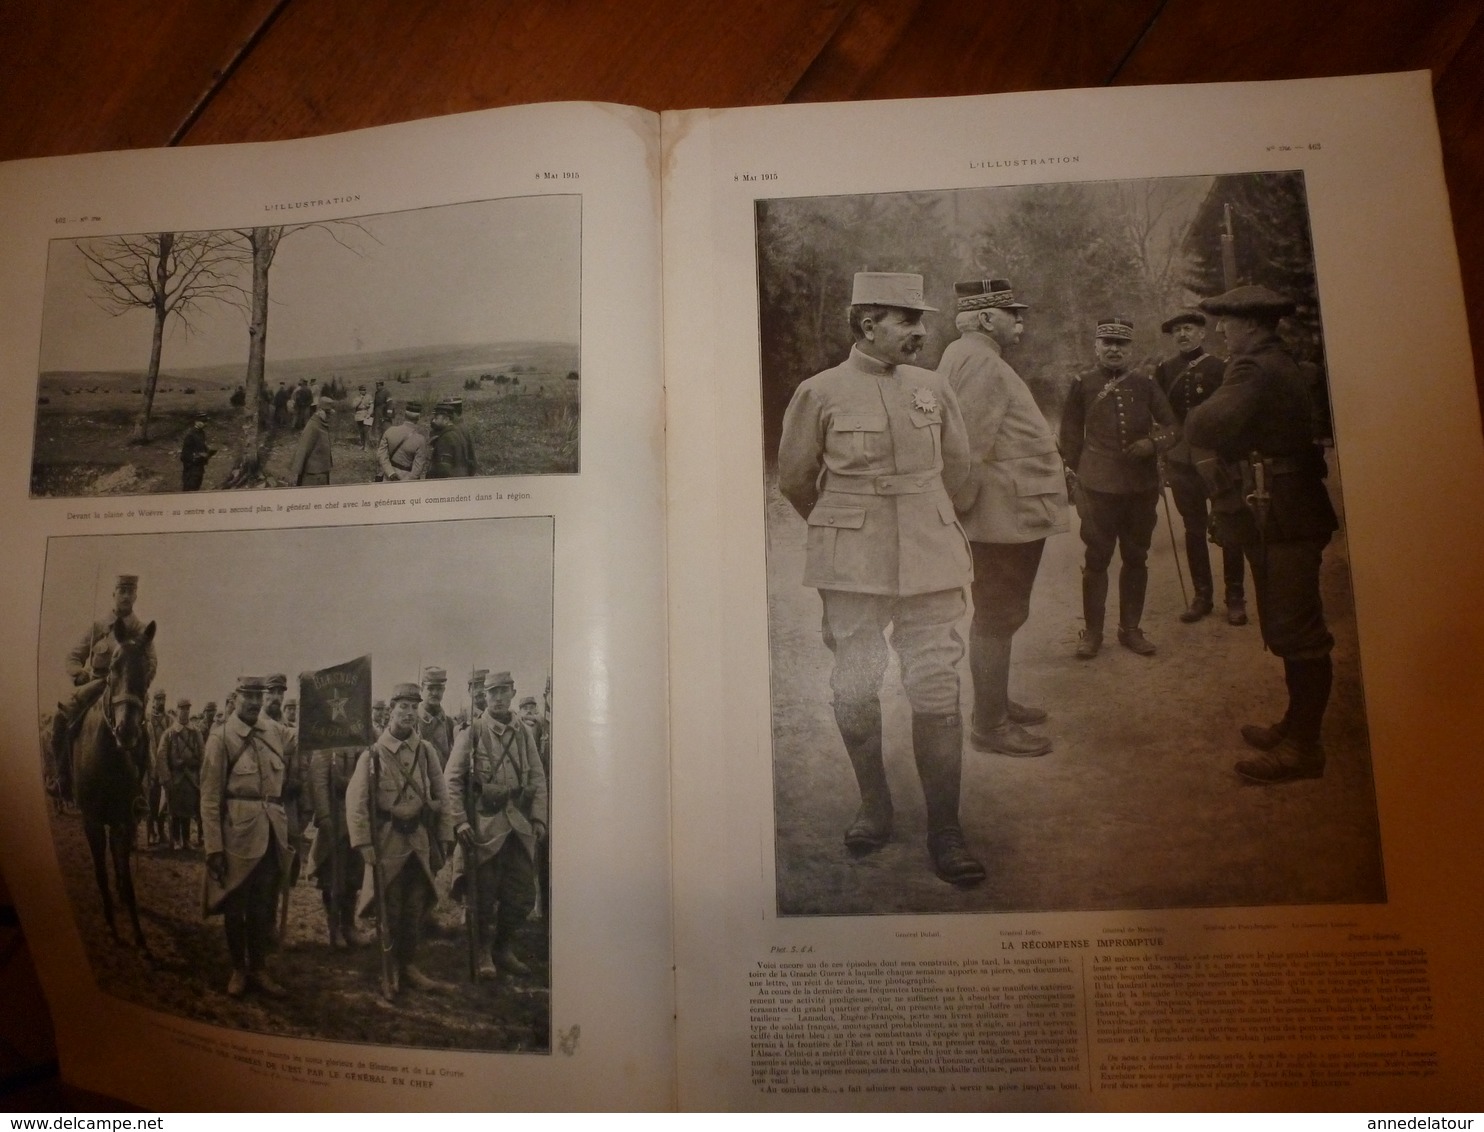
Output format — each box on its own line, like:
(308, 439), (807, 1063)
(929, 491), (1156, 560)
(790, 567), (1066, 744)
(757, 172), (1383, 916)
(37, 517), (555, 1053)
(31, 194), (581, 498)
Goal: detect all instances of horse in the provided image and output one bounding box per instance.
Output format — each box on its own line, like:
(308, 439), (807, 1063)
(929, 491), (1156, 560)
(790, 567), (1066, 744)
(71, 618), (156, 952)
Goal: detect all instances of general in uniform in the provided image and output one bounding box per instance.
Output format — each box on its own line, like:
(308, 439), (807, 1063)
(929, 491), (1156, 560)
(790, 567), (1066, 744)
(938, 277), (1068, 757)
(428, 399), (477, 478)
(1155, 308), (1248, 625)
(289, 396), (335, 486)
(445, 670), (549, 978)
(1059, 317), (1177, 658)
(777, 271), (982, 886)
(202, 676), (289, 997)
(346, 683), (454, 996)
(378, 402), (429, 482)
(1185, 286), (1339, 783)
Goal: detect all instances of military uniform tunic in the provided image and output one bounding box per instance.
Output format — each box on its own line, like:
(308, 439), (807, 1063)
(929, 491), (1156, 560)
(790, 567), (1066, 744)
(201, 715), (287, 908)
(345, 730), (452, 889)
(445, 713), (549, 880)
(778, 345), (972, 713)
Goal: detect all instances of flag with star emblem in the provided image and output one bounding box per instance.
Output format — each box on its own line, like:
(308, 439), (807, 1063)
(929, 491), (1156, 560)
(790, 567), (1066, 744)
(298, 654), (373, 752)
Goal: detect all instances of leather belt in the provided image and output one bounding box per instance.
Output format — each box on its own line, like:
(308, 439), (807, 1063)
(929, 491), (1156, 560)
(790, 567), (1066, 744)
(824, 472), (938, 496)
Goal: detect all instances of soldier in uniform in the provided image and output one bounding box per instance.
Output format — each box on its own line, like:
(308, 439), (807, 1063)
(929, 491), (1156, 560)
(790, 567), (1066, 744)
(938, 277), (1069, 758)
(1185, 286), (1339, 783)
(346, 683), (454, 996)
(377, 402), (429, 482)
(284, 698), (298, 728)
(289, 396), (335, 487)
(445, 670), (548, 978)
(180, 414), (215, 492)
(308, 745), (364, 949)
(1059, 317), (1178, 658)
(428, 399), (477, 479)
(264, 673), (308, 893)
(201, 677), (289, 997)
(416, 666), (456, 772)
(370, 698), (386, 735)
(777, 271), (982, 886)
(1155, 309), (1248, 626)
(144, 690), (170, 847)
(161, 697), (203, 850)
(460, 671), (488, 734)
(52, 574), (158, 804)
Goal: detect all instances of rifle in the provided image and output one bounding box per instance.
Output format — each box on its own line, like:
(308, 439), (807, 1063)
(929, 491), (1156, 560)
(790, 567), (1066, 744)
(367, 747), (397, 999)
(464, 737), (483, 983)
(276, 724), (298, 944)
(328, 750), (344, 940)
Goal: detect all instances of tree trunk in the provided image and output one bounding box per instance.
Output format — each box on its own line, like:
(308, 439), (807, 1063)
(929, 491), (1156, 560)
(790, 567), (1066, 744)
(227, 228), (277, 485)
(129, 233), (172, 444)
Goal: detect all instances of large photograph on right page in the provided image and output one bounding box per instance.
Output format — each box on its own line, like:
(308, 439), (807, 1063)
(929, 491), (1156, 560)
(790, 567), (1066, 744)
(756, 172), (1383, 916)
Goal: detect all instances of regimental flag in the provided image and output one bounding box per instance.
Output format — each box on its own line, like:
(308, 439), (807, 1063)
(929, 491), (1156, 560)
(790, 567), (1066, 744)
(299, 655), (373, 752)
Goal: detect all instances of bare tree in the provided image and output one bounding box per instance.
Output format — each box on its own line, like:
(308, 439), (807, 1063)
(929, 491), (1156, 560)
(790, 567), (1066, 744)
(223, 221), (374, 486)
(77, 230), (242, 442)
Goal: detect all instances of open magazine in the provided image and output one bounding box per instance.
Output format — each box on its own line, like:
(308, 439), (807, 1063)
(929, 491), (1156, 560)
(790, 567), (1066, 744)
(0, 71), (1480, 1111)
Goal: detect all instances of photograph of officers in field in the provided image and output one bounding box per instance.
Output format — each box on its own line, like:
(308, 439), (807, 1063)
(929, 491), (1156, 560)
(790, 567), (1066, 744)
(756, 172), (1381, 916)
(37, 518), (555, 1053)
(31, 194), (580, 498)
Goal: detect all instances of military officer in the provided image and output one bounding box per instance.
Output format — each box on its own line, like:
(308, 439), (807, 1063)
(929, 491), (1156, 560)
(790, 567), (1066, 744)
(445, 670), (549, 978)
(1185, 286), (1339, 783)
(159, 697), (201, 850)
(1155, 309), (1247, 625)
(377, 402), (429, 482)
(308, 745), (364, 948)
(461, 671), (489, 732)
(1059, 317), (1177, 658)
(938, 277), (1068, 757)
(202, 677), (289, 997)
(180, 414), (215, 491)
(417, 666), (456, 772)
(346, 682), (454, 996)
(289, 396), (335, 486)
(777, 271), (982, 886)
(53, 574), (158, 802)
(428, 399), (477, 479)
(144, 690), (171, 846)
(264, 674), (308, 894)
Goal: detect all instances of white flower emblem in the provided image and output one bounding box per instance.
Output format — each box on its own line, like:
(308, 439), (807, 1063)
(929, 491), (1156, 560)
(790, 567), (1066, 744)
(911, 388), (939, 414)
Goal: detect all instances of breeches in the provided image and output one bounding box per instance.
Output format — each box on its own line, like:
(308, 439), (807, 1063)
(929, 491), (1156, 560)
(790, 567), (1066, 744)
(820, 588), (965, 715)
(1076, 486), (1158, 573)
(384, 862), (434, 964)
(969, 539), (1046, 639)
(223, 838), (280, 970)
(1246, 538), (1334, 659)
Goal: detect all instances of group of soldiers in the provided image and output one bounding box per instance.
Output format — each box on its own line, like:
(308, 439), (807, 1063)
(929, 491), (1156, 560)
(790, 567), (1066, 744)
(779, 271), (1339, 888)
(50, 582), (552, 1002)
(181, 376), (478, 491)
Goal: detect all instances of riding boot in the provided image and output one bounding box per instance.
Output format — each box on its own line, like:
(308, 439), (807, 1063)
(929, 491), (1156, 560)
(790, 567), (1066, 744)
(912, 712), (985, 886)
(1180, 528), (1214, 621)
(1077, 568), (1107, 658)
(1236, 656), (1331, 782)
(969, 633), (1051, 756)
(1117, 563), (1156, 655)
(322, 890), (343, 949)
(834, 698), (893, 853)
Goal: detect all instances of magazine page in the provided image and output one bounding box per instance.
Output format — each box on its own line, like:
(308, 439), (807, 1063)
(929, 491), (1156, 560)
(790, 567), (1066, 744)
(664, 72), (1484, 1110)
(0, 100), (675, 1110)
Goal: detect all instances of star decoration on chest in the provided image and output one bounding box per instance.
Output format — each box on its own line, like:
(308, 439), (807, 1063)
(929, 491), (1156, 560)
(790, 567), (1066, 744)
(910, 387), (939, 414)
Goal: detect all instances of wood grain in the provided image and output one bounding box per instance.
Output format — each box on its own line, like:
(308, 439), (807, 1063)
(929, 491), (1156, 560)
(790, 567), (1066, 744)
(0, 0), (282, 160)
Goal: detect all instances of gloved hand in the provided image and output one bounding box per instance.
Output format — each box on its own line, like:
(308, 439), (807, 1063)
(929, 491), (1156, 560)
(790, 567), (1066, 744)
(1124, 437), (1155, 459)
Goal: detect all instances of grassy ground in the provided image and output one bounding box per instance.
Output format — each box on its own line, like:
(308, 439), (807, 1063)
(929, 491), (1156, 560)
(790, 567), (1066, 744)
(765, 467), (1383, 917)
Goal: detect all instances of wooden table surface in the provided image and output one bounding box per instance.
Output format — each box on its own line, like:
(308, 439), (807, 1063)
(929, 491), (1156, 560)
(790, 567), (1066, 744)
(0, 0), (1481, 1109)
(3, 0), (1482, 408)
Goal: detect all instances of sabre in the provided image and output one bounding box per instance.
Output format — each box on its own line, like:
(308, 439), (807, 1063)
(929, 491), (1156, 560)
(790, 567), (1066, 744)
(1159, 473), (1189, 610)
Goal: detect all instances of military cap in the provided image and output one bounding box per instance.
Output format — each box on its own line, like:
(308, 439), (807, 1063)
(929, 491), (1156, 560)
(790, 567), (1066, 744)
(203, 700), (218, 711)
(954, 277), (1028, 312)
(468, 668), (488, 690)
(234, 676), (269, 693)
(1095, 316), (1135, 341)
(520, 696), (538, 709)
(850, 272), (937, 312)
(421, 666), (447, 686)
(265, 673), (288, 691)
(435, 398), (464, 417)
(1160, 308), (1207, 333)
(284, 698), (297, 709)
(486, 670), (515, 689)
(389, 682), (422, 703)
(193, 412), (209, 423)
(372, 698), (386, 710)
(316, 396), (336, 410)
(405, 401), (423, 418)
(1198, 285), (1296, 319)
(176, 697), (192, 709)
(115, 574), (139, 589)
(152, 690), (166, 701)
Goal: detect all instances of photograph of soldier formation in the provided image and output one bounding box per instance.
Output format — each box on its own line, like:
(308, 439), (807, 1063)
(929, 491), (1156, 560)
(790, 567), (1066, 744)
(37, 518), (554, 1052)
(30, 193), (580, 497)
(757, 172), (1383, 916)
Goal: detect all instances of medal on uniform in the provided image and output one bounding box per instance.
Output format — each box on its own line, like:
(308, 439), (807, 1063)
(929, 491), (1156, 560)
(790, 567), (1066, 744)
(911, 388), (938, 414)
